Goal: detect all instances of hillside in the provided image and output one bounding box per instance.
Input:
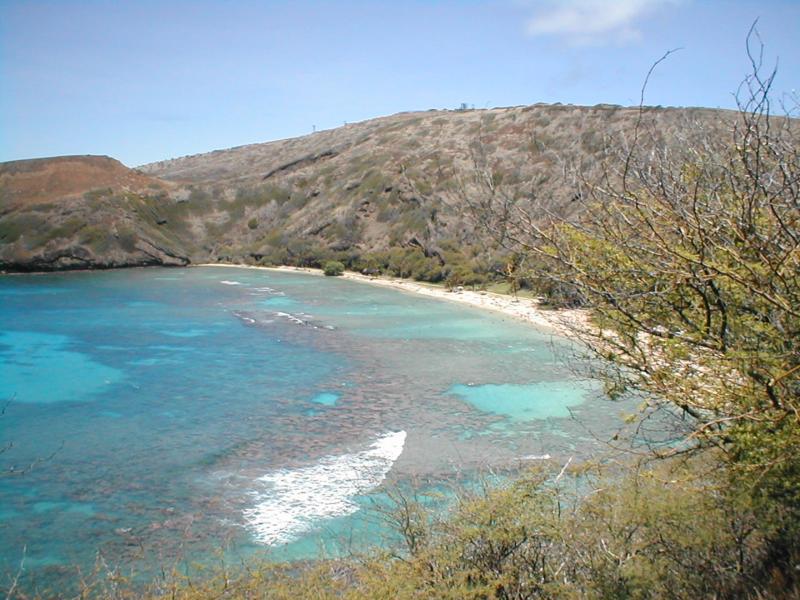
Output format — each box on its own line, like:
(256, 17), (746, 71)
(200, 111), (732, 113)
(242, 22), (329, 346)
(1, 104), (734, 274)
(0, 155), (166, 208)
(0, 156), (192, 271)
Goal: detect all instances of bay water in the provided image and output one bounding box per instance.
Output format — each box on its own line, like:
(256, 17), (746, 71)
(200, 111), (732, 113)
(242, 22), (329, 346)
(0, 266), (628, 591)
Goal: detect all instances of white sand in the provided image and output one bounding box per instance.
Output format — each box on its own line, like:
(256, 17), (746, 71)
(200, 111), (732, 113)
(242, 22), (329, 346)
(195, 263), (589, 338)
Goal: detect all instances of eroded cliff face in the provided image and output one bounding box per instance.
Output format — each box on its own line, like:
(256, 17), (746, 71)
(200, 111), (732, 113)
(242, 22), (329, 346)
(1, 104), (734, 273)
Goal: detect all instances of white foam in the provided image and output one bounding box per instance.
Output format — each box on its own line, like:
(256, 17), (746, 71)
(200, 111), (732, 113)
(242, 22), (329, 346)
(232, 311), (257, 325)
(275, 311), (307, 325)
(251, 287), (284, 295)
(243, 431), (407, 546)
(220, 280), (242, 285)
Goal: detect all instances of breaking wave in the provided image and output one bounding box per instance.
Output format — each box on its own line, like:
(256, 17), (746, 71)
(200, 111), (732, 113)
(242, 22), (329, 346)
(243, 431), (406, 545)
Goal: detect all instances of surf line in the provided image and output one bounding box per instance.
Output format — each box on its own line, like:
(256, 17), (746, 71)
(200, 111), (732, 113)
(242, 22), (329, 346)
(244, 431), (407, 545)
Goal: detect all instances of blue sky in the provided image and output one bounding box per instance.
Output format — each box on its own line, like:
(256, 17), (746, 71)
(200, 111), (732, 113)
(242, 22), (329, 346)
(1, 0), (798, 167)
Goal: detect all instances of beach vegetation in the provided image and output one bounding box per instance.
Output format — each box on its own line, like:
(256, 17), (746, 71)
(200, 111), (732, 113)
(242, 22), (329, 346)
(444, 263), (487, 290)
(323, 260), (345, 276)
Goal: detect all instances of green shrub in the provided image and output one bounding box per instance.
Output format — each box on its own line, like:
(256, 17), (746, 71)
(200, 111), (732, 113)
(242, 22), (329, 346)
(83, 187), (113, 202)
(323, 260), (345, 276)
(45, 217), (86, 241)
(0, 214), (46, 244)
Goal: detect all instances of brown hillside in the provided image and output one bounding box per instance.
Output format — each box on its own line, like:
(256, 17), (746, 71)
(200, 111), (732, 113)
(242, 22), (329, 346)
(0, 103), (742, 273)
(0, 155), (169, 208)
(137, 104), (736, 268)
(141, 104), (732, 189)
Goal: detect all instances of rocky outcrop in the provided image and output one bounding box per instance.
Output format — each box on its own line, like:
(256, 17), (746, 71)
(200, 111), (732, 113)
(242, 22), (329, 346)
(0, 156), (192, 272)
(0, 234), (191, 273)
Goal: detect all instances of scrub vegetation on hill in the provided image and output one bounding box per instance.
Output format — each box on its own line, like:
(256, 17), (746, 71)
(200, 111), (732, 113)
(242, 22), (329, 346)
(2, 100), (731, 278)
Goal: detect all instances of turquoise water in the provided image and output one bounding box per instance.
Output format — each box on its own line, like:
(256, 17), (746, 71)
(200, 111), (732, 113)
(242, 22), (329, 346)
(448, 381), (598, 422)
(0, 267), (628, 591)
(311, 392), (341, 406)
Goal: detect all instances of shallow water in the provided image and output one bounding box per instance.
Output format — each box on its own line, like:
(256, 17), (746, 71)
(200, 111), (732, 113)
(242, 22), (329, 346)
(0, 267), (631, 590)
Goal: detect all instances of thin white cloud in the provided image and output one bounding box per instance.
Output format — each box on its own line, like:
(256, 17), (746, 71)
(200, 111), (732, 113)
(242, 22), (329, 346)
(525, 0), (681, 46)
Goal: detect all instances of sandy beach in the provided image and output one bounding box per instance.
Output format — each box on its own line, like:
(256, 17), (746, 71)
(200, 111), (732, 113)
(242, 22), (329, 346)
(195, 263), (589, 338)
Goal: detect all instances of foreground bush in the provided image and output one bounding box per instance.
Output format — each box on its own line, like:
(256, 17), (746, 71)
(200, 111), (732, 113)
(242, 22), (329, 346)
(14, 461), (793, 599)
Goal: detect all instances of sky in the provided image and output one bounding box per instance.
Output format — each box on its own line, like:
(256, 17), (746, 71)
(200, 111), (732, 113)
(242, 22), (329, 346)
(1, 0), (798, 167)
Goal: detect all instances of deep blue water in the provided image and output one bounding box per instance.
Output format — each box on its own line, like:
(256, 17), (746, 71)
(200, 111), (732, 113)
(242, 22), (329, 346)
(0, 267), (627, 591)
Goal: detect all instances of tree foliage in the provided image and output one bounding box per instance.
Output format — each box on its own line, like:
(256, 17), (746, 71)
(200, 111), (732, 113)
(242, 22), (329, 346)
(469, 31), (800, 581)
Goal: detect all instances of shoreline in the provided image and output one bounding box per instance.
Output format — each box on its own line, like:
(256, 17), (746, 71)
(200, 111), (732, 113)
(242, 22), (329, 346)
(194, 263), (589, 338)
